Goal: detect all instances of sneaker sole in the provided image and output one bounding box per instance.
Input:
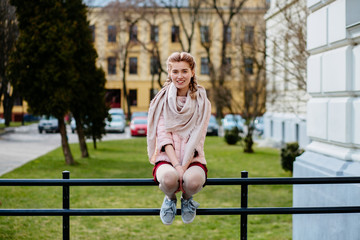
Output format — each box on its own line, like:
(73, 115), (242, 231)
(182, 212), (196, 224)
(161, 218), (175, 225)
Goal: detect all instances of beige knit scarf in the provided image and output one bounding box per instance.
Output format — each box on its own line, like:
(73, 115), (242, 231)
(147, 82), (211, 166)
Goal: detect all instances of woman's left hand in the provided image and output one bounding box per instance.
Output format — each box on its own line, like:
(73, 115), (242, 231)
(175, 165), (186, 193)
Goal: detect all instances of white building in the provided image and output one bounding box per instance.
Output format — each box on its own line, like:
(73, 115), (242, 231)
(293, 0), (360, 239)
(264, 0), (310, 148)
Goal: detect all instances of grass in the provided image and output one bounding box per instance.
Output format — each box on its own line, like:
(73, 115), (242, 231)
(0, 137), (292, 240)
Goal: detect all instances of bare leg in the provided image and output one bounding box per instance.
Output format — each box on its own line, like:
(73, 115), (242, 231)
(182, 165), (206, 200)
(156, 164), (179, 200)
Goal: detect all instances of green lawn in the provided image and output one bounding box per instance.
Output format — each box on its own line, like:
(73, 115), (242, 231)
(0, 137), (292, 240)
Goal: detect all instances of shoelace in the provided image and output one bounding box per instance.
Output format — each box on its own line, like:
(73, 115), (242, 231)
(163, 200), (176, 215)
(183, 199), (199, 213)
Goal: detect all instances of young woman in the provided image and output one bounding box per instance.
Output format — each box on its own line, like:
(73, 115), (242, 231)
(147, 52), (211, 225)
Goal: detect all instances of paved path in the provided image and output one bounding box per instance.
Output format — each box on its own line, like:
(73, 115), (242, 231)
(0, 124), (131, 177)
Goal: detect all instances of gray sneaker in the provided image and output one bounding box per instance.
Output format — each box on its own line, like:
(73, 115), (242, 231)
(181, 197), (200, 224)
(160, 196), (177, 225)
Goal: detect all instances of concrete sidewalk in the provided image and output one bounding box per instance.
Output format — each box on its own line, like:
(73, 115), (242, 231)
(0, 124), (131, 177)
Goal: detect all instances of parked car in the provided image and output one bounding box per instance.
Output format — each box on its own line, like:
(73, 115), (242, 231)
(207, 115), (219, 136)
(222, 114), (245, 132)
(130, 111), (148, 120)
(254, 116), (264, 135)
(130, 117), (147, 136)
(23, 114), (40, 122)
(38, 116), (59, 133)
(109, 108), (125, 118)
(105, 114), (126, 133)
(0, 117), (4, 124)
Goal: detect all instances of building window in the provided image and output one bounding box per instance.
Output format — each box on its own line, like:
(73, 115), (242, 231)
(295, 123), (299, 142)
(171, 25), (180, 42)
(129, 89), (137, 106)
(108, 25), (116, 42)
(108, 57), (116, 75)
(225, 57), (231, 74)
(225, 26), (231, 43)
(150, 56), (159, 75)
(105, 89), (121, 108)
(129, 25), (138, 42)
(129, 57), (138, 74)
(244, 25), (254, 43)
(200, 26), (210, 43)
(89, 25), (95, 42)
(201, 57), (209, 75)
(150, 25), (159, 42)
(244, 58), (253, 74)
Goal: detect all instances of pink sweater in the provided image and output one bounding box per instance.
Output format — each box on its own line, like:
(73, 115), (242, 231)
(154, 97), (210, 167)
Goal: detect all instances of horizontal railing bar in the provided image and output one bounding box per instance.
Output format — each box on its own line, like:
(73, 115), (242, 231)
(208, 177), (360, 185)
(1, 206), (360, 216)
(1, 177), (360, 186)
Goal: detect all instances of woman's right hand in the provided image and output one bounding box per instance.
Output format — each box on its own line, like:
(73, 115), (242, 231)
(175, 165), (185, 193)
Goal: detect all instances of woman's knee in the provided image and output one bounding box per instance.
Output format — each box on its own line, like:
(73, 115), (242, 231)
(183, 166), (206, 193)
(183, 177), (203, 193)
(160, 172), (179, 189)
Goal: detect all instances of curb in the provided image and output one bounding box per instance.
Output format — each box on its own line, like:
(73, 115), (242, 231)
(0, 128), (15, 136)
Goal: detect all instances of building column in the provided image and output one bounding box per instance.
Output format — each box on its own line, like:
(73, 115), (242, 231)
(293, 0), (360, 239)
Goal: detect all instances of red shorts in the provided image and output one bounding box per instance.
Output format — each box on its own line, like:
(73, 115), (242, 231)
(152, 161), (208, 185)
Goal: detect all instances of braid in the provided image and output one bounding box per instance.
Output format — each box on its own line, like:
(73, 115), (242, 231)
(189, 76), (198, 99)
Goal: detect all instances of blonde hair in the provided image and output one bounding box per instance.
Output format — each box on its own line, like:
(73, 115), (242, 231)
(164, 52), (198, 99)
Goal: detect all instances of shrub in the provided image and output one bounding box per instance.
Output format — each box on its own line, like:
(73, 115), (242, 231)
(224, 127), (241, 145)
(280, 142), (304, 173)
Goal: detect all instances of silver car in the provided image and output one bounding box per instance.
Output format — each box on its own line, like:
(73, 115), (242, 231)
(38, 116), (59, 133)
(105, 114), (126, 133)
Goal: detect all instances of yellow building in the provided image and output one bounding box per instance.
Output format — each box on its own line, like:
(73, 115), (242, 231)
(88, 0), (268, 117)
(1, 0), (267, 121)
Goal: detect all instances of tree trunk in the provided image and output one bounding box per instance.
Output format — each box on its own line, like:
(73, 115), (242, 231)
(59, 117), (75, 165)
(244, 126), (254, 153)
(92, 136), (97, 149)
(74, 115), (89, 158)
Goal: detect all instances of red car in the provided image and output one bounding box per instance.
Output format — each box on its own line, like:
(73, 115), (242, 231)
(130, 117), (148, 136)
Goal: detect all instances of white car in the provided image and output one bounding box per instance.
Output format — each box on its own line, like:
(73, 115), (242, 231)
(38, 116), (59, 133)
(109, 108), (125, 117)
(105, 114), (125, 133)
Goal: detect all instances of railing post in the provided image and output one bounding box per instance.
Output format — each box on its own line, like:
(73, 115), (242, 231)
(241, 171), (248, 240)
(63, 171), (70, 240)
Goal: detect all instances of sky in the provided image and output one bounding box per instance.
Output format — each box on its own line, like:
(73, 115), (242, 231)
(84, 0), (114, 7)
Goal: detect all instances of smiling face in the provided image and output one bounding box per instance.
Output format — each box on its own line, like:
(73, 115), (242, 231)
(169, 61), (194, 96)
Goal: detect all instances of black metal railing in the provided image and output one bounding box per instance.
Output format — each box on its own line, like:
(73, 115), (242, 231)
(1, 171), (360, 240)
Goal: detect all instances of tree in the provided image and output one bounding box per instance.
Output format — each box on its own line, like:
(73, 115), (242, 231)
(0, 0), (18, 126)
(232, 11), (267, 153)
(66, 0), (108, 156)
(266, 0), (309, 116)
(8, 0), (75, 164)
(201, 0), (249, 118)
(138, 0), (169, 99)
(161, 0), (203, 53)
(83, 68), (108, 149)
(103, 0), (145, 120)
